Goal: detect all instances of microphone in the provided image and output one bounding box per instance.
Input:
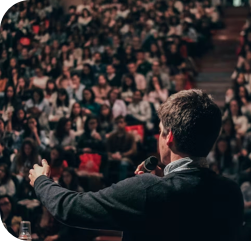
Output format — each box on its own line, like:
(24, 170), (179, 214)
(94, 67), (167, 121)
(143, 156), (159, 173)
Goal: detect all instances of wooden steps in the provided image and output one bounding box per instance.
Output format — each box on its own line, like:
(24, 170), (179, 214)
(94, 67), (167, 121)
(196, 7), (248, 107)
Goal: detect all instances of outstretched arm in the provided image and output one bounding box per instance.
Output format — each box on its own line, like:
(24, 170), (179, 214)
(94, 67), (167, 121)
(30, 160), (146, 231)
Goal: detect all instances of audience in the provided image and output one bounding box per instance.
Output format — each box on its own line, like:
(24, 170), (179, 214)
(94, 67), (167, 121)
(0, 0), (232, 240)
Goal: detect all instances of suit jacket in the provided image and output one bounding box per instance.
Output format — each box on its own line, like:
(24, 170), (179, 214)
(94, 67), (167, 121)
(34, 165), (244, 241)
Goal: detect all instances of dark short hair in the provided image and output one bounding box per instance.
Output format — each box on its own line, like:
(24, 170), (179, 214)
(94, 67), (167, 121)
(158, 89), (222, 157)
(115, 115), (126, 123)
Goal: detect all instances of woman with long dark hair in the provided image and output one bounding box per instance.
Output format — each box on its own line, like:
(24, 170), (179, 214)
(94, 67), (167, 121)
(78, 115), (105, 153)
(50, 117), (75, 149)
(92, 74), (111, 104)
(0, 85), (19, 122)
(44, 79), (58, 106)
(104, 88), (127, 118)
(15, 77), (31, 103)
(70, 102), (85, 138)
(25, 88), (50, 119)
(80, 88), (100, 116)
(121, 74), (137, 105)
(11, 138), (41, 175)
(81, 64), (95, 87)
(224, 99), (249, 137)
(10, 107), (27, 133)
(58, 168), (83, 192)
(47, 146), (68, 180)
(99, 104), (114, 138)
(13, 116), (47, 153)
(207, 137), (237, 178)
(49, 88), (75, 122)
(221, 117), (241, 155)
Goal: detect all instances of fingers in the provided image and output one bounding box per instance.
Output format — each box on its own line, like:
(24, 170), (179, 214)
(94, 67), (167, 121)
(135, 162), (145, 174)
(42, 159), (49, 167)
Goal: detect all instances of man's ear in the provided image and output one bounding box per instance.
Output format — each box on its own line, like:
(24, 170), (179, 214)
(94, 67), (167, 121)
(167, 130), (174, 145)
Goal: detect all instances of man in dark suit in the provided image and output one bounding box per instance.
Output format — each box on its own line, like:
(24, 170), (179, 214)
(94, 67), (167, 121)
(29, 89), (244, 241)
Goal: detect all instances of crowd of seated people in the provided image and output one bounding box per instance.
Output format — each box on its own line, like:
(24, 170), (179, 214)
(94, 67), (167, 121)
(0, 0), (223, 240)
(206, 7), (251, 240)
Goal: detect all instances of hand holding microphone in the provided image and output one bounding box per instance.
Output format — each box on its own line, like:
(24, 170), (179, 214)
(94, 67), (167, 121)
(135, 156), (164, 177)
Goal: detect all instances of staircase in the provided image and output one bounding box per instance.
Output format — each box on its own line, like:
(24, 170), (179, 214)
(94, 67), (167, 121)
(196, 7), (249, 108)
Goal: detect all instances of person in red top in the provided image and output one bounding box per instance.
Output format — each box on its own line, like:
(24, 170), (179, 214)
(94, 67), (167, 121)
(47, 146), (68, 180)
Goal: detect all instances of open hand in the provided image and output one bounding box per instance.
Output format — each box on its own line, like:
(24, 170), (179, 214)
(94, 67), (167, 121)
(29, 160), (51, 187)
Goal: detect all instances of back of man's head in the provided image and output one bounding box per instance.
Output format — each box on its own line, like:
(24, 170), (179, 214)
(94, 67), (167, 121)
(158, 89), (222, 157)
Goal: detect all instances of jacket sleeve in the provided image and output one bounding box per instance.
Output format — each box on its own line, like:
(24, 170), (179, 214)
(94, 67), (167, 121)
(34, 175), (146, 231)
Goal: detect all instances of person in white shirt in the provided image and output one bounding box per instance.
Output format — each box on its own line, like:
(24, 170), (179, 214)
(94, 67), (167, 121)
(49, 88), (75, 122)
(31, 67), (49, 90)
(127, 90), (152, 129)
(127, 62), (146, 91)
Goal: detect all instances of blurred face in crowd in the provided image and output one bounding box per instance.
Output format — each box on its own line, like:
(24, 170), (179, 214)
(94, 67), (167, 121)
(152, 61), (160, 73)
(21, 48), (28, 58)
(52, 40), (59, 49)
(18, 77), (26, 89)
(72, 75), (80, 87)
(24, 144), (32, 156)
(230, 100), (239, 116)
(116, 118), (126, 131)
(127, 63), (136, 74)
(101, 105), (110, 117)
(88, 118), (98, 131)
(98, 75), (106, 87)
(94, 53), (101, 63)
(62, 45), (68, 53)
(28, 118), (37, 130)
(150, 44), (158, 53)
(58, 93), (66, 102)
(133, 91), (142, 103)
(50, 148), (59, 161)
(83, 65), (90, 75)
(225, 88), (234, 102)
(72, 103), (81, 116)
(33, 91), (41, 103)
(10, 58), (17, 68)
(132, 37), (140, 49)
(1, 50), (7, 59)
(47, 82), (55, 92)
(6, 86), (14, 99)
(62, 171), (72, 186)
(83, 90), (92, 102)
(106, 65), (115, 75)
(109, 89), (119, 102)
(125, 76), (133, 87)
(237, 73), (245, 85)
(125, 45), (132, 55)
(17, 109), (25, 121)
(223, 120), (232, 134)
(65, 121), (72, 133)
(136, 51), (145, 61)
(239, 86), (246, 98)
(44, 45), (51, 55)
(152, 76), (160, 86)
(160, 55), (167, 64)
(35, 68), (43, 77)
(217, 140), (227, 154)
(0, 197), (12, 216)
